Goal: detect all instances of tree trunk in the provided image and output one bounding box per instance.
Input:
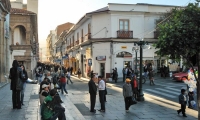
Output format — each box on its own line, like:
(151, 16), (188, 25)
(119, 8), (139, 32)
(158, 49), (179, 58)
(198, 53), (200, 120)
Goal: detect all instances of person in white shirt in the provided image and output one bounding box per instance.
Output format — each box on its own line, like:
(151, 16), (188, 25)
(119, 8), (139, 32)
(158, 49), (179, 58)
(98, 76), (105, 112)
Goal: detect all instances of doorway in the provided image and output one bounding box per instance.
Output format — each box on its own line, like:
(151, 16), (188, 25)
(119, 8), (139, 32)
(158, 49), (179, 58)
(100, 63), (105, 78)
(124, 61), (132, 68)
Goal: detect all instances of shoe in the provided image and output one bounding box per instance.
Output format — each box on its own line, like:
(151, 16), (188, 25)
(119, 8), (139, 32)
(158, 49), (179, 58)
(126, 110), (129, 113)
(17, 107), (21, 109)
(177, 110), (180, 115)
(183, 115), (187, 117)
(21, 103), (24, 106)
(90, 110), (96, 113)
(98, 109), (102, 111)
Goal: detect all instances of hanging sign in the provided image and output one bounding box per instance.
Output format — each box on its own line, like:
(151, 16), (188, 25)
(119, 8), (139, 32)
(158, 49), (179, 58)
(96, 56), (106, 61)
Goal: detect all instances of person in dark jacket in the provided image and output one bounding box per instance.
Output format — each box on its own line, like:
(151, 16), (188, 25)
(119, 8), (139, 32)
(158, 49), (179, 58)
(88, 75), (97, 112)
(177, 89), (187, 117)
(20, 65), (28, 105)
(9, 60), (22, 109)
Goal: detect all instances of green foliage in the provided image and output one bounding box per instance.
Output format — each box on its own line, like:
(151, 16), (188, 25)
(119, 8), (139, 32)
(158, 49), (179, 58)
(155, 2), (200, 61)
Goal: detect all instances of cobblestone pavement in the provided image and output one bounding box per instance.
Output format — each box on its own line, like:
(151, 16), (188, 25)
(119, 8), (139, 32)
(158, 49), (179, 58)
(0, 75), (198, 120)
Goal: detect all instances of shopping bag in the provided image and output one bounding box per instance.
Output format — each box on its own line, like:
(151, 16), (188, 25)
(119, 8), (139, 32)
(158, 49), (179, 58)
(130, 96), (137, 105)
(191, 100), (196, 108)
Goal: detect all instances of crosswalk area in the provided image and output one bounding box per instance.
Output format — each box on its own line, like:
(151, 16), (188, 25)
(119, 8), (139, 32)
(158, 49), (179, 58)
(144, 81), (188, 99)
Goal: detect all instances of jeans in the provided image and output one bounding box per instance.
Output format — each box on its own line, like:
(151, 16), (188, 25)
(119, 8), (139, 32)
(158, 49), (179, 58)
(21, 82), (26, 104)
(144, 72), (148, 78)
(67, 76), (73, 84)
(61, 82), (68, 94)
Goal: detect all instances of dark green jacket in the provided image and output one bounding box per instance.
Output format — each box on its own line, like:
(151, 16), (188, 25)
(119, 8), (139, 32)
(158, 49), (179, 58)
(41, 95), (54, 119)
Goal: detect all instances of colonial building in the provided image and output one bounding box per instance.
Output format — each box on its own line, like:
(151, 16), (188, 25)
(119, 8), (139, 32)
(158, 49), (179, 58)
(46, 23), (74, 64)
(58, 3), (177, 79)
(10, 0), (39, 78)
(0, 0), (11, 82)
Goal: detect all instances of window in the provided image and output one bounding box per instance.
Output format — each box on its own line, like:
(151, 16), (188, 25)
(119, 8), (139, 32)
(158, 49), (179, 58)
(119, 19), (129, 31)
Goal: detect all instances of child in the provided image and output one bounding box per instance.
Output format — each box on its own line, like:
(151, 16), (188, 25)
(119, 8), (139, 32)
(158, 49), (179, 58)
(131, 75), (138, 100)
(177, 89), (187, 117)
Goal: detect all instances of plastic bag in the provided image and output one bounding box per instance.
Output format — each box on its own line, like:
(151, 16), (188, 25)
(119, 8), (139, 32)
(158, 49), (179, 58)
(190, 100), (196, 108)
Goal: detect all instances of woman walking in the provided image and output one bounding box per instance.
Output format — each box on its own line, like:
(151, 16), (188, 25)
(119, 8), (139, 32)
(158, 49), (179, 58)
(60, 74), (68, 95)
(123, 78), (133, 112)
(9, 60), (22, 109)
(20, 65), (28, 105)
(149, 66), (155, 86)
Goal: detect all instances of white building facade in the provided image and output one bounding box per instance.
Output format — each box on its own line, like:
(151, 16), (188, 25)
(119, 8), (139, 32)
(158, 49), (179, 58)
(61, 3), (176, 78)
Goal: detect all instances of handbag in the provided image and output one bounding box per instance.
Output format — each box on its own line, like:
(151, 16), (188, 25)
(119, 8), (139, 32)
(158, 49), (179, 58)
(130, 96), (137, 105)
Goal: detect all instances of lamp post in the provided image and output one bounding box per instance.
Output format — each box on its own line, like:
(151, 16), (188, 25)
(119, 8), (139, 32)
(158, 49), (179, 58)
(134, 38), (148, 101)
(133, 45), (139, 76)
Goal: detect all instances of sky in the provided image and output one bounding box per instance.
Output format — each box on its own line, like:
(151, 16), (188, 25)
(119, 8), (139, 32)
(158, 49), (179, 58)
(18, 0), (195, 60)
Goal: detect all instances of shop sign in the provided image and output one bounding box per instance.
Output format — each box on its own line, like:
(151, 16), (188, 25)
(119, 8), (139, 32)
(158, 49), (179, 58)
(96, 56), (106, 61)
(121, 46), (127, 49)
(88, 59), (92, 66)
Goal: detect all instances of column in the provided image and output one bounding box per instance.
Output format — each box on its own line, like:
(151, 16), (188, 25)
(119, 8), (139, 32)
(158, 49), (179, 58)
(0, 14), (5, 82)
(26, 31), (30, 44)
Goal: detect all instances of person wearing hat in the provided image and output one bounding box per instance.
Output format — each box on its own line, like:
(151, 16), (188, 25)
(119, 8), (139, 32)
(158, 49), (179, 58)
(177, 89), (187, 117)
(39, 84), (49, 104)
(123, 78), (133, 112)
(59, 74), (68, 95)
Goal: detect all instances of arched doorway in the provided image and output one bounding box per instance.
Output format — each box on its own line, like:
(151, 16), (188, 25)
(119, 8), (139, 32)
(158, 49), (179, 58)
(13, 25), (26, 45)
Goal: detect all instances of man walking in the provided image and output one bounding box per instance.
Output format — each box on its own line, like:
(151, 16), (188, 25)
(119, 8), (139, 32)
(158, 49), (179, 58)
(88, 75), (97, 113)
(98, 76), (105, 112)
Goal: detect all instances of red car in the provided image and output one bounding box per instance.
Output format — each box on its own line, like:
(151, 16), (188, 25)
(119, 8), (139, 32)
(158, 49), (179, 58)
(172, 72), (188, 81)
(172, 67), (197, 81)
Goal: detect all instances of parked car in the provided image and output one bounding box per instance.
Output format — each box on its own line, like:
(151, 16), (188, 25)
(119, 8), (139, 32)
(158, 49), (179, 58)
(172, 67), (197, 81)
(27, 78), (38, 84)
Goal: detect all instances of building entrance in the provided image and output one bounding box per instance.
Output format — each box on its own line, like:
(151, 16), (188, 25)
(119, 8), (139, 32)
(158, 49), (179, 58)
(100, 63), (105, 78)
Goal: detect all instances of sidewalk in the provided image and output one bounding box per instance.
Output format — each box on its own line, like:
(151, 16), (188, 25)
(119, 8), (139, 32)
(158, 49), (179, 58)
(0, 82), (85, 120)
(70, 75), (198, 120)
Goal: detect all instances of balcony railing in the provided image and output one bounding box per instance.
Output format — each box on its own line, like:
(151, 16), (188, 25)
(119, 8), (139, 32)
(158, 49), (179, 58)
(154, 31), (159, 39)
(83, 33), (91, 42)
(117, 30), (133, 39)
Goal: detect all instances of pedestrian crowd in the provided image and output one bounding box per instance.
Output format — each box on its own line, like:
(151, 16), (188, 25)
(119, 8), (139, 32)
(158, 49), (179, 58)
(9, 59), (195, 119)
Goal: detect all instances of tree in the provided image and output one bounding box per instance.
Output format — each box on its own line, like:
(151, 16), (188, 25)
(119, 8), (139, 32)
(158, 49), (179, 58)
(155, 1), (200, 119)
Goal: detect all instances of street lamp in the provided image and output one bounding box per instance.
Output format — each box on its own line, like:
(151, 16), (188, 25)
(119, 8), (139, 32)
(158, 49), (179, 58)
(134, 38), (149, 101)
(133, 45), (139, 76)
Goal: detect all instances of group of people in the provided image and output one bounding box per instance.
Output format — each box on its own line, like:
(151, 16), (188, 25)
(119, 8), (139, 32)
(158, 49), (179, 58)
(88, 75), (107, 113)
(10, 60), (28, 109)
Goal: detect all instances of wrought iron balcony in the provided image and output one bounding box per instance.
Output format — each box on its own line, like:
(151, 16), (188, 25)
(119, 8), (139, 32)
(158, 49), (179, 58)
(117, 30), (133, 39)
